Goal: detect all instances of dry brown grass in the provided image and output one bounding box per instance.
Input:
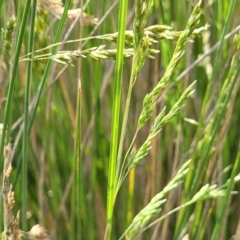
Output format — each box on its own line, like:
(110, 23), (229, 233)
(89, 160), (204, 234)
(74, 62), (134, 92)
(2, 144), (21, 240)
(38, 0), (98, 25)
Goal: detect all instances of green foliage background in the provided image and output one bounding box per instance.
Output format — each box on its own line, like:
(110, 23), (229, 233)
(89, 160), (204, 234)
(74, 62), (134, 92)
(0, 0), (240, 239)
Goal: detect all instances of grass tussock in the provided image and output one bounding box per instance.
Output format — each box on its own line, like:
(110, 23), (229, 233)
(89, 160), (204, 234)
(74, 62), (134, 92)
(0, 0), (240, 239)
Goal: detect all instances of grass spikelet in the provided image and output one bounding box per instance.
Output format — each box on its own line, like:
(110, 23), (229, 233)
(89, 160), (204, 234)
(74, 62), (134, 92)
(98, 24), (209, 47)
(0, 15), (16, 52)
(128, 81), (196, 170)
(18, 24), (208, 63)
(122, 160), (191, 239)
(138, 0), (202, 129)
(142, 179), (240, 237)
(21, 45), (159, 64)
(123, 170), (240, 240)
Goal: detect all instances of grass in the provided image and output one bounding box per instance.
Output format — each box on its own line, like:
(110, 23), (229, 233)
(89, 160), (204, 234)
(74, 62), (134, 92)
(0, 0), (240, 239)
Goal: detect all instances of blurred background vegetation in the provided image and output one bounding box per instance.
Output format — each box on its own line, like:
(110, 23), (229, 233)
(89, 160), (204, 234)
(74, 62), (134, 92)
(0, 0), (240, 239)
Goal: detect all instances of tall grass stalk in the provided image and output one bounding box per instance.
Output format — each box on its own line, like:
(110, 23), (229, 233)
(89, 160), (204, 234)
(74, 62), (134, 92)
(71, 79), (82, 239)
(0, 0), (31, 234)
(116, 0), (154, 192)
(21, 0), (37, 232)
(113, 1), (153, 238)
(105, 0), (128, 239)
(0, 1), (31, 173)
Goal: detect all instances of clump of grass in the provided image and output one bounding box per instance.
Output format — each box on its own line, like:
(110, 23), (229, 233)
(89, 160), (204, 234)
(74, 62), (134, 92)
(1, 0), (240, 239)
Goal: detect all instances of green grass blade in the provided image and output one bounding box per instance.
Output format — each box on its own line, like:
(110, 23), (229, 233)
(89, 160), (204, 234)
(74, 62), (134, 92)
(0, 1), (31, 172)
(21, 0), (37, 231)
(105, 0), (128, 239)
